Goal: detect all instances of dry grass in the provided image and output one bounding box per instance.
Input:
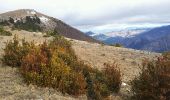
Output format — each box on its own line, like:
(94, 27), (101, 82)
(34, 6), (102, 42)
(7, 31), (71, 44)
(71, 39), (160, 82)
(70, 39), (160, 99)
(0, 28), (160, 99)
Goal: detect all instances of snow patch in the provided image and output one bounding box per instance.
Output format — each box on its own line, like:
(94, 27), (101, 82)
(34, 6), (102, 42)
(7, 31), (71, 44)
(26, 11), (36, 15)
(106, 30), (147, 38)
(39, 16), (49, 23)
(31, 11), (36, 15)
(14, 18), (21, 23)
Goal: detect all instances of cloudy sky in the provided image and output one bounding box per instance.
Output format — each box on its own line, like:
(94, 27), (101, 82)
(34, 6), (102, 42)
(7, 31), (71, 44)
(0, 0), (170, 33)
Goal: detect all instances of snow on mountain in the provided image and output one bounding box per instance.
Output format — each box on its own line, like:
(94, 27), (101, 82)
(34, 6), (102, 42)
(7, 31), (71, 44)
(0, 9), (100, 43)
(85, 28), (150, 42)
(39, 16), (50, 23)
(27, 10), (36, 15)
(106, 29), (148, 38)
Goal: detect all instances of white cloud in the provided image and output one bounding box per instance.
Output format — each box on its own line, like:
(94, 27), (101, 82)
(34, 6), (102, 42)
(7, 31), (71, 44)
(0, 0), (170, 32)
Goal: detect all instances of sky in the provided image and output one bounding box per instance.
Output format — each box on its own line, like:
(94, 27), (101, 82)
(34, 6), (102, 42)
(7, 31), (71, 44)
(0, 0), (170, 33)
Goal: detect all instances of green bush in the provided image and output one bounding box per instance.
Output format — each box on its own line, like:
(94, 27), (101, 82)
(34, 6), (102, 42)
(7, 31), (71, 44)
(0, 26), (12, 36)
(131, 53), (170, 100)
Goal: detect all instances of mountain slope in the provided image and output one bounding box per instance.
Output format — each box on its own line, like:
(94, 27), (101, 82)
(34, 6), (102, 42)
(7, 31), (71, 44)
(85, 31), (95, 36)
(0, 9), (99, 43)
(123, 25), (170, 52)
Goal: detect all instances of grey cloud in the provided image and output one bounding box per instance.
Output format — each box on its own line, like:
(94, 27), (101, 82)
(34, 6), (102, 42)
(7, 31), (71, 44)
(0, 0), (170, 32)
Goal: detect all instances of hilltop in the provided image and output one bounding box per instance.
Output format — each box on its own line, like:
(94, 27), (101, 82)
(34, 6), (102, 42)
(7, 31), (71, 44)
(0, 9), (99, 43)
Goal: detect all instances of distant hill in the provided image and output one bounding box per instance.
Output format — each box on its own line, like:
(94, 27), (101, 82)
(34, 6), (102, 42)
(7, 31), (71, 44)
(0, 9), (100, 43)
(85, 31), (110, 41)
(85, 31), (95, 36)
(122, 25), (170, 52)
(85, 29), (149, 45)
(85, 26), (170, 52)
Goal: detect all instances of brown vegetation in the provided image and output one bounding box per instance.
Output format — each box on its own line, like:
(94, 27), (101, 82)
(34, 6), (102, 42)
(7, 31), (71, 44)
(131, 52), (170, 100)
(2, 34), (121, 99)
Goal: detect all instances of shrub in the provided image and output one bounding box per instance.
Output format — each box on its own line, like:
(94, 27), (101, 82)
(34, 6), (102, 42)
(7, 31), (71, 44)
(20, 37), (86, 96)
(43, 30), (58, 37)
(2, 35), (122, 98)
(83, 63), (121, 100)
(102, 63), (121, 93)
(0, 26), (12, 36)
(131, 53), (170, 100)
(110, 43), (123, 47)
(2, 35), (34, 66)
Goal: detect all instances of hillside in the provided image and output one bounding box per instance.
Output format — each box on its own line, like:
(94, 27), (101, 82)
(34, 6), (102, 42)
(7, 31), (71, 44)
(0, 28), (160, 99)
(123, 25), (170, 52)
(0, 9), (99, 43)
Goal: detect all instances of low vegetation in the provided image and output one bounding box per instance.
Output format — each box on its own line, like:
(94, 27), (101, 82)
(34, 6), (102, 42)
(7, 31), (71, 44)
(0, 26), (12, 36)
(2, 34), (122, 99)
(110, 43), (123, 47)
(43, 30), (58, 37)
(131, 52), (170, 100)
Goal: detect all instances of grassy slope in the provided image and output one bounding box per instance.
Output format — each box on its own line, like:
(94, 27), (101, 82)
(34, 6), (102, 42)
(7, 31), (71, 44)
(0, 28), (160, 99)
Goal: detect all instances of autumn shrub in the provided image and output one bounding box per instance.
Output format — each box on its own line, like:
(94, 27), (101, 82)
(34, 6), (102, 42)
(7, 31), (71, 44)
(83, 63), (121, 100)
(131, 53), (170, 100)
(102, 63), (121, 93)
(20, 37), (87, 96)
(2, 35), (34, 67)
(2, 35), (122, 98)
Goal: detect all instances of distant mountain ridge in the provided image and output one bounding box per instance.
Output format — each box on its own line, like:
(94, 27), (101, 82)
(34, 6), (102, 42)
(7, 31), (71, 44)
(122, 25), (170, 52)
(0, 9), (100, 43)
(85, 28), (149, 44)
(85, 25), (170, 52)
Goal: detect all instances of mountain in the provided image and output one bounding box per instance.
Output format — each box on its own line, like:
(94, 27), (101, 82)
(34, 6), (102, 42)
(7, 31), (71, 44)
(92, 34), (110, 41)
(105, 29), (148, 38)
(85, 29), (149, 45)
(85, 31), (95, 36)
(85, 26), (170, 52)
(85, 31), (110, 41)
(122, 25), (170, 52)
(0, 9), (99, 43)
